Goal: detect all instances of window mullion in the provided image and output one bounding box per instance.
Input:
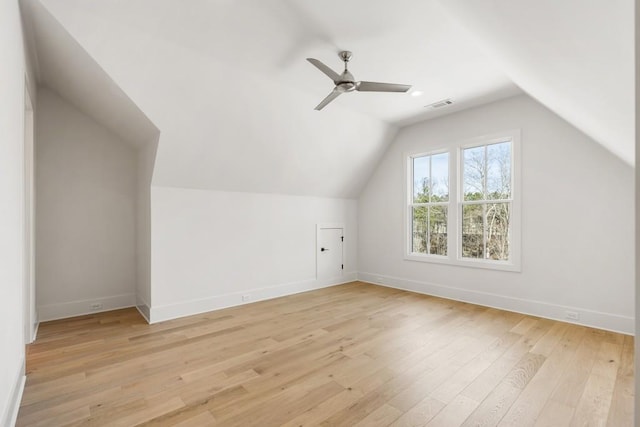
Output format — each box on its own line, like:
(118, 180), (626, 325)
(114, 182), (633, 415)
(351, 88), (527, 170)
(461, 199), (512, 206)
(482, 145), (488, 260)
(426, 206), (431, 255)
(483, 144), (488, 200)
(427, 155), (432, 254)
(482, 203), (487, 259)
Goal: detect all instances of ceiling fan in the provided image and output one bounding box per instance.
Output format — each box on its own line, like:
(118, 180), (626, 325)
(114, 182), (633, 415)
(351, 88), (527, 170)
(307, 51), (412, 110)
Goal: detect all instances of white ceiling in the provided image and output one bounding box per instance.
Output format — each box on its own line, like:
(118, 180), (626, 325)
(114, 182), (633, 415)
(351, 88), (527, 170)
(22, 0), (158, 148)
(34, 0), (522, 124)
(22, 0), (633, 198)
(436, 0), (634, 165)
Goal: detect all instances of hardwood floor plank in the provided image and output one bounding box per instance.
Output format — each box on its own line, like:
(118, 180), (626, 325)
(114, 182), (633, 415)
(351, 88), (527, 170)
(17, 386), (121, 422)
(17, 405), (90, 427)
(15, 282), (633, 426)
(426, 395), (478, 427)
(534, 400), (575, 427)
(387, 334), (494, 412)
(107, 396), (185, 427)
(529, 321), (571, 357)
(460, 319), (554, 403)
(606, 335), (634, 426)
(215, 377), (344, 426)
(460, 352), (546, 426)
(353, 403), (403, 427)
(281, 388), (365, 427)
(571, 341), (624, 426)
(171, 411), (217, 427)
(546, 327), (602, 410)
(497, 325), (586, 426)
(389, 397), (445, 427)
(428, 331), (520, 404)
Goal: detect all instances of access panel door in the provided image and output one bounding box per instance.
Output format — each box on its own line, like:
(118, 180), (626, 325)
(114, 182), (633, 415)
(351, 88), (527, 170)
(317, 227), (343, 280)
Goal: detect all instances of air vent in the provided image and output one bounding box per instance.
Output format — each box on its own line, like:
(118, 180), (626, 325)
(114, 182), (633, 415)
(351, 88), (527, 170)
(426, 98), (453, 109)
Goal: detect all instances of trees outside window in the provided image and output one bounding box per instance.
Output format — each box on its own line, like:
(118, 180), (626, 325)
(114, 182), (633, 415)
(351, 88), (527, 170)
(410, 152), (449, 256)
(461, 141), (512, 261)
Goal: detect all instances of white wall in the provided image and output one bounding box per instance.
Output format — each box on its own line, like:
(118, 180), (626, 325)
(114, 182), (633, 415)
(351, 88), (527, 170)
(36, 88), (138, 321)
(149, 186), (357, 322)
(0, 1), (28, 425)
(359, 95), (635, 334)
(135, 138), (158, 321)
(634, 0), (639, 419)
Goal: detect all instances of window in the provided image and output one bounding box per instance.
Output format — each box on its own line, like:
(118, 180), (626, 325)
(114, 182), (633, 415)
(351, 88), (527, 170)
(461, 140), (512, 261)
(405, 131), (520, 271)
(409, 152), (449, 256)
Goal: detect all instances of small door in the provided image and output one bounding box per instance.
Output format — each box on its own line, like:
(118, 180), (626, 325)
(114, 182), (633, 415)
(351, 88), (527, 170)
(317, 227), (343, 280)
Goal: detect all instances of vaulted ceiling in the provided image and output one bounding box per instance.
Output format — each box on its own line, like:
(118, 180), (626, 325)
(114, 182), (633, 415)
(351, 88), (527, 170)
(21, 0), (634, 198)
(437, 0), (634, 165)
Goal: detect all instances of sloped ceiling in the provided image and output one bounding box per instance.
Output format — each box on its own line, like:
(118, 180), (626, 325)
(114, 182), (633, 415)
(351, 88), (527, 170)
(24, 0), (521, 198)
(435, 0), (634, 165)
(22, 0), (633, 199)
(22, 0), (158, 148)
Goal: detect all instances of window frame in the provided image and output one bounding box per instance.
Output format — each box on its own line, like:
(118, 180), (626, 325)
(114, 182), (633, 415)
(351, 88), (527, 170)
(405, 149), (452, 262)
(403, 130), (521, 272)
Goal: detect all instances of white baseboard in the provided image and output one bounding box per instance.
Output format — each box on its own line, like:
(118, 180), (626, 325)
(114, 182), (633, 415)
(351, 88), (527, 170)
(135, 295), (151, 323)
(31, 322), (39, 343)
(38, 293), (136, 322)
(1, 359), (25, 427)
(150, 272), (358, 324)
(358, 272), (634, 335)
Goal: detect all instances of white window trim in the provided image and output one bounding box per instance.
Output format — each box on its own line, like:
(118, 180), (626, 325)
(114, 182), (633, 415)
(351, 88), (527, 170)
(404, 148), (453, 264)
(403, 130), (521, 272)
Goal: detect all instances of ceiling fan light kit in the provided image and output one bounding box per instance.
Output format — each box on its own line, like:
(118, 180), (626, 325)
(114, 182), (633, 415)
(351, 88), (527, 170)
(307, 51), (412, 110)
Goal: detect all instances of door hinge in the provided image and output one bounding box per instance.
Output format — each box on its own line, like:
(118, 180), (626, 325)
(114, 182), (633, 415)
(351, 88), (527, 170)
(341, 236), (344, 242)
(341, 264), (343, 270)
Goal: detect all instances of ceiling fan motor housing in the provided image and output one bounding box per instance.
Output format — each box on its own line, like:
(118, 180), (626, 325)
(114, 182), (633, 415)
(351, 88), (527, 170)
(337, 70), (356, 92)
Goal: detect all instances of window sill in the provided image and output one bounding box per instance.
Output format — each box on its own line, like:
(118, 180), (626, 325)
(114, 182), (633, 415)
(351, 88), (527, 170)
(404, 253), (521, 272)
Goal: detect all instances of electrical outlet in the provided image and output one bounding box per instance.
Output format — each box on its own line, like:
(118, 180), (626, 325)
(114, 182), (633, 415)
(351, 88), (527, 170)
(90, 303), (103, 311)
(242, 294), (251, 302)
(565, 311), (580, 321)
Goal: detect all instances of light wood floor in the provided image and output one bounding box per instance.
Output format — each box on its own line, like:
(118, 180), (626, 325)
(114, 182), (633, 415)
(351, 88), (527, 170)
(18, 282), (634, 426)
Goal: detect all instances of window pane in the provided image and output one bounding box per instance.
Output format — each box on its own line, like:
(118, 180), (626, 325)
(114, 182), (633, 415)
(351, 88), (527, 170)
(412, 206), (428, 254)
(463, 146), (485, 201)
(487, 141), (511, 200)
(429, 206), (447, 255)
(486, 203), (510, 260)
(413, 156), (429, 203)
(462, 204), (484, 258)
(431, 153), (449, 202)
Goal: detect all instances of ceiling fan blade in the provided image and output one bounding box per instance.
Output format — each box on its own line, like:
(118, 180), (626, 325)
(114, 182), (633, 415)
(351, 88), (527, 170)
(314, 89), (341, 110)
(356, 81), (412, 93)
(307, 58), (340, 82)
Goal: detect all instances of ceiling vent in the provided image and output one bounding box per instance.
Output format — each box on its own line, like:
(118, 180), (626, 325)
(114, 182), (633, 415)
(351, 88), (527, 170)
(426, 98), (453, 109)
